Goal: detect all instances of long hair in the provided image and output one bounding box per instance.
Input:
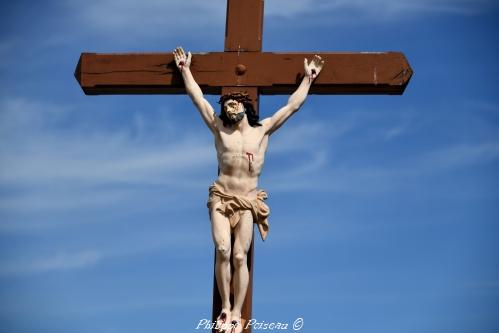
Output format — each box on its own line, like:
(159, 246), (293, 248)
(218, 92), (262, 127)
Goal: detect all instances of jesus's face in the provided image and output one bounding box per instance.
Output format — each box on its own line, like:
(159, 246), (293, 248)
(224, 99), (245, 124)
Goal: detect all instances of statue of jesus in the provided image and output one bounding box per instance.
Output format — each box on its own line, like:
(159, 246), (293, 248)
(173, 46), (324, 333)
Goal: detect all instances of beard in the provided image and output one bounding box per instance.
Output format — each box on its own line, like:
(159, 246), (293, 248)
(227, 111), (245, 124)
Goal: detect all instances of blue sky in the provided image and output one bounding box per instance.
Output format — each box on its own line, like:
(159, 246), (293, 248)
(1, 0), (498, 332)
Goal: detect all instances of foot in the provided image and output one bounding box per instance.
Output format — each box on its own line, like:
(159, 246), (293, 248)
(216, 309), (231, 332)
(229, 315), (242, 333)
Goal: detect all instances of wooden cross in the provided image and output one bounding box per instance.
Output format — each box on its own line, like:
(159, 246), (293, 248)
(74, 0), (413, 331)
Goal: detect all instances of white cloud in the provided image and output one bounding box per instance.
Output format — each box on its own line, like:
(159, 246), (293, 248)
(419, 142), (499, 171)
(0, 220), (209, 276)
(268, 115), (353, 153)
(42, 0), (496, 48)
(59, 0), (226, 46)
(269, 140), (499, 194)
(1, 140), (214, 186)
(0, 250), (101, 276)
(0, 97), (216, 219)
(384, 125), (408, 141)
(263, 103), (499, 194)
(266, 0), (497, 20)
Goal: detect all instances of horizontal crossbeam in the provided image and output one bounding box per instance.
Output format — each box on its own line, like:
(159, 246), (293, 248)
(75, 52), (413, 95)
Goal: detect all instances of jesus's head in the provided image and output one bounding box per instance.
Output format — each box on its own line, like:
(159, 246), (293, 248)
(218, 92), (262, 127)
(223, 99), (245, 124)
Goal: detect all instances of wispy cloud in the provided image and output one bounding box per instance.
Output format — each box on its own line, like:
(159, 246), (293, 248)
(0, 220), (209, 276)
(59, 0), (226, 46)
(0, 97), (216, 217)
(267, 139), (499, 194)
(268, 116), (354, 153)
(418, 142), (499, 171)
(27, 0), (495, 50)
(383, 124), (408, 141)
(266, 0), (497, 20)
(263, 102), (499, 194)
(0, 250), (101, 276)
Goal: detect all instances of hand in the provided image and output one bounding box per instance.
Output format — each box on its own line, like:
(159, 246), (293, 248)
(173, 46), (192, 71)
(304, 54), (324, 80)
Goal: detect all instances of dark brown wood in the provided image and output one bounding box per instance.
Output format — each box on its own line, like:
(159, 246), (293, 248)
(75, 52), (413, 95)
(225, 0), (264, 51)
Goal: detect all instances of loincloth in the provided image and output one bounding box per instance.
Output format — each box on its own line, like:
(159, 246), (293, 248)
(207, 182), (270, 241)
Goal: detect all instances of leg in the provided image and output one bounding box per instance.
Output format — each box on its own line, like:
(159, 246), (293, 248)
(210, 203), (232, 331)
(230, 211), (253, 333)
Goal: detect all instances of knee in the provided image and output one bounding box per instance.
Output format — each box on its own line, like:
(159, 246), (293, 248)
(233, 251), (247, 268)
(216, 245), (231, 262)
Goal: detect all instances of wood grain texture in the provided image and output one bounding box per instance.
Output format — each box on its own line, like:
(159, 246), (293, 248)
(225, 0), (264, 51)
(75, 52), (413, 95)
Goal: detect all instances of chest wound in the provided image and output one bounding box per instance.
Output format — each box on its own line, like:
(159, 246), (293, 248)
(246, 152), (254, 172)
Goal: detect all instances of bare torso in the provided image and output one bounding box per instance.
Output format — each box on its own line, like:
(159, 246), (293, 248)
(213, 117), (269, 199)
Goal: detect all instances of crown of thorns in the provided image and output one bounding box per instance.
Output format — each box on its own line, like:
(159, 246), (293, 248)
(218, 92), (253, 105)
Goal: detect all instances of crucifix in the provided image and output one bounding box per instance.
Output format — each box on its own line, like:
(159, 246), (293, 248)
(74, 0), (413, 332)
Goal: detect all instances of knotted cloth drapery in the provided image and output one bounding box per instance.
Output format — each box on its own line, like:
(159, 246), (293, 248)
(207, 182), (270, 241)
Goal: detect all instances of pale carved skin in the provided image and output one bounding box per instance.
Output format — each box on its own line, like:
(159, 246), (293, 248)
(173, 46), (324, 333)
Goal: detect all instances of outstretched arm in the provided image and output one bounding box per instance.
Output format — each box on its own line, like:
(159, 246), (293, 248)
(173, 46), (217, 132)
(262, 55), (325, 135)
